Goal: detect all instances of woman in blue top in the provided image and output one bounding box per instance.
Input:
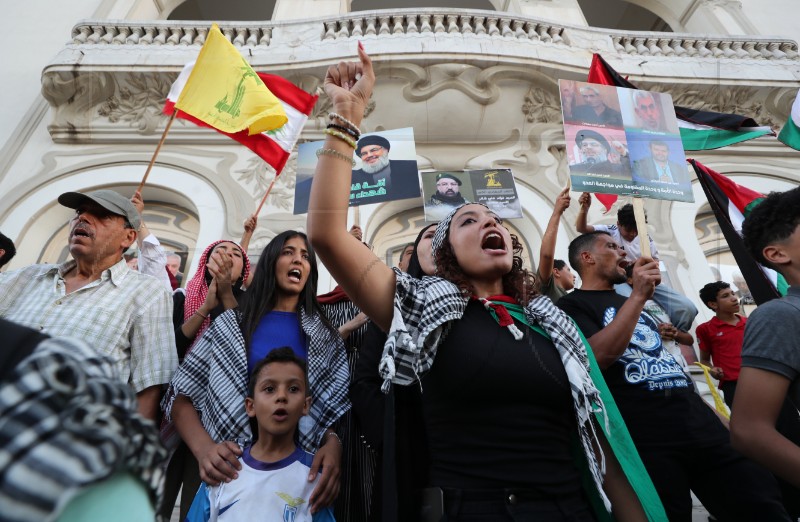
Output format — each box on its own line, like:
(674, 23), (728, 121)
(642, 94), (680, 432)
(164, 230), (350, 515)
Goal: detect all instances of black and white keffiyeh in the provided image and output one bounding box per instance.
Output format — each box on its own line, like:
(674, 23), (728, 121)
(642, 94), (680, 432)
(163, 308), (351, 452)
(378, 203), (612, 511)
(0, 336), (167, 522)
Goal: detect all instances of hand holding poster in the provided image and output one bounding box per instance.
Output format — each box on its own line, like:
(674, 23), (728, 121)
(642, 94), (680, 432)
(561, 81), (694, 204)
(422, 169), (523, 222)
(294, 128), (420, 214)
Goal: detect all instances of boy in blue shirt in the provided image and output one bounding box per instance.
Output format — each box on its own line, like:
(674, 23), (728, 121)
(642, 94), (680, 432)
(185, 347), (335, 521)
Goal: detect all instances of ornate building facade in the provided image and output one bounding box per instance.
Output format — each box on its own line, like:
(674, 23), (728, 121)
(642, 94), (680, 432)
(1, 0), (799, 325)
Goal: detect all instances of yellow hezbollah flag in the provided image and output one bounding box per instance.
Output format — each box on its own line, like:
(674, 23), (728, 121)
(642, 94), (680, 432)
(175, 24), (287, 135)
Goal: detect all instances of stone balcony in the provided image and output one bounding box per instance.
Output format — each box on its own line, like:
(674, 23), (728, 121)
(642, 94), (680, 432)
(41, 8), (800, 145)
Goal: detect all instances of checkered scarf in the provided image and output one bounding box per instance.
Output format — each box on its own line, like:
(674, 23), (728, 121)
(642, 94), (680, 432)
(379, 203), (612, 511)
(0, 337), (167, 521)
(183, 240), (251, 353)
(163, 308), (351, 452)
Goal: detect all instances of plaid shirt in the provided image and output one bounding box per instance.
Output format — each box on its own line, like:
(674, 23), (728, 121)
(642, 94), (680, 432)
(0, 259), (177, 392)
(163, 308), (351, 452)
(379, 269), (612, 511)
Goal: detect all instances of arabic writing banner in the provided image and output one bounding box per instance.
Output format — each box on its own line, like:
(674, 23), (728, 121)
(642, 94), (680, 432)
(422, 169), (522, 222)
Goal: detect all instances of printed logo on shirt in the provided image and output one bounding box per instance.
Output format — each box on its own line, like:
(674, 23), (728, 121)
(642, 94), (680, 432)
(603, 307), (689, 391)
(219, 499), (240, 515)
(277, 492), (306, 522)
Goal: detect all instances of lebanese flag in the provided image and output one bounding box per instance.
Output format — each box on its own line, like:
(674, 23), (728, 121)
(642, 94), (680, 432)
(690, 159), (787, 305)
(588, 54), (773, 151)
(778, 88), (800, 151)
(164, 62), (318, 174)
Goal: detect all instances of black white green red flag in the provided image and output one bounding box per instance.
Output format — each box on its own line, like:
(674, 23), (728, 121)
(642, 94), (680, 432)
(690, 159), (788, 305)
(778, 88), (800, 151)
(588, 54), (773, 151)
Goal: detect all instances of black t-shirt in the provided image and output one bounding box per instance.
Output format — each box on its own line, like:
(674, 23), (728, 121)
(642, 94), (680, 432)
(421, 300), (582, 494)
(558, 289), (727, 448)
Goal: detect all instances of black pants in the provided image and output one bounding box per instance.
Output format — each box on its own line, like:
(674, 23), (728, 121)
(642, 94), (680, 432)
(441, 488), (595, 522)
(720, 380), (737, 409)
(638, 440), (790, 521)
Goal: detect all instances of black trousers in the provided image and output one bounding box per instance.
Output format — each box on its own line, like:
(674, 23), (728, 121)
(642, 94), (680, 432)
(441, 488), (596, 522)
(720, 380), (737, 409)
(638, 440), (790, 521)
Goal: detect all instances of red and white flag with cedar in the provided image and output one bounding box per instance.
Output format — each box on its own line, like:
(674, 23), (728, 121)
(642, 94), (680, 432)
(164, 62), (318, 174)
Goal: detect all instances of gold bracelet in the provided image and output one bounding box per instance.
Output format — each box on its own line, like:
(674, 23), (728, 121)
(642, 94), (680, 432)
(323, 128), (357, 149)
(316, 147), (356, 167)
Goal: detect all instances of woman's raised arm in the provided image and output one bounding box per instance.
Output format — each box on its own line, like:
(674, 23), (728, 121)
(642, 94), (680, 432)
(307, 45), (396, 332)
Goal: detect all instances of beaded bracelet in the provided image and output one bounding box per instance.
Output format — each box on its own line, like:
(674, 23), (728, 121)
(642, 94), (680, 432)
(324, 128), (357, 149)
(326, 123), (360, 141)
(328, 112), (362, 135)
(316, 147), (357, 167)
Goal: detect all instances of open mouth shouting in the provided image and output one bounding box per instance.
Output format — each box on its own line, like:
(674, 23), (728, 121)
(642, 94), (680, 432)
(288, 268), (303, 283)
(481, 231), (507, 253)
(71, 225), (94, 241)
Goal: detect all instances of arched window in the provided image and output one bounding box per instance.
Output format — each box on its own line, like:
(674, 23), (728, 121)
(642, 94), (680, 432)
(577, 0), (674, 32)
(351, 0), (496, 11)
(167, 0), (277, 21)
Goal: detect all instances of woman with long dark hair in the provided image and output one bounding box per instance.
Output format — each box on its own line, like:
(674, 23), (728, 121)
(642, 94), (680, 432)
(307, 47), (664, 521)
(163, 230), (350, 514)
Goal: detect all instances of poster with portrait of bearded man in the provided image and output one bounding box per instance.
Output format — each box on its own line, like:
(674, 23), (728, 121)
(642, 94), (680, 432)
(293, 127), (420, 214)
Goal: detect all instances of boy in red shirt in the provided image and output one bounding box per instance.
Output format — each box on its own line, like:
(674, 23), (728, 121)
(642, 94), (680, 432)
(696, 281), (746, 408)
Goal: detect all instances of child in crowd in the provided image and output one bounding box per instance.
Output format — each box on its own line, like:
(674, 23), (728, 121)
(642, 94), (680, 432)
(185, 348), (335, 521)
(696, 281), (746, 408)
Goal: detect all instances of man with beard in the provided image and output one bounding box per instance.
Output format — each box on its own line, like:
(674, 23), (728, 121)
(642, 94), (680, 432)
(569, 129), (631, 178)
(557, 231), (790, 522)
(632, 140), (688, 185)
(572, 85), (623, 126)
(429, 172), (468, 209)
(0, 189), (176, 421)
(351, 134), (420, 204)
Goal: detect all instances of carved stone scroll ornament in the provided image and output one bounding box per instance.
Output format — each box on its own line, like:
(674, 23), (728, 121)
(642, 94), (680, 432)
(41, 71), (116, 125)
(521, 85), (563, 124)
(96, 72), (177, 133)
(234, 153), (298, 213)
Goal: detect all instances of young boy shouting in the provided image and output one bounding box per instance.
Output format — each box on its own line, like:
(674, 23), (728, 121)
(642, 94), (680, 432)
(696, 281), (746, 408)
(185, 348), (335, 522)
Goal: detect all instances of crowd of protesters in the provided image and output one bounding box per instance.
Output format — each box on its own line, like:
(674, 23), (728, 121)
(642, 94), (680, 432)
(1, 47), (800, 522)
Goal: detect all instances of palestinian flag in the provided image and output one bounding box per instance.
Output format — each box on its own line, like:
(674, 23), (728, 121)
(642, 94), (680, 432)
(778, 88), (800, 151)
(691, 159), (788, 305)
(588, 54), (773, 151)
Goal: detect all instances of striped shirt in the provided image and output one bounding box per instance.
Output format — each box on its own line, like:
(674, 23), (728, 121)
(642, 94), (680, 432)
(0, 258), (177, 392)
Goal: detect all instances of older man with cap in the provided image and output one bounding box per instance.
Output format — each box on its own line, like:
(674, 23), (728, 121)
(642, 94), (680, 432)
(426, 172), (470, 220)
(351, 134), (420, 204)
(570, 128), (632, 178)
(0, 189), (177, 421)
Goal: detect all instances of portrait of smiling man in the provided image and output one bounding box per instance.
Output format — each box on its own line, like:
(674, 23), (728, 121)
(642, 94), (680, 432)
(0, 189), (177, 420)
(350, 134), (421, 204)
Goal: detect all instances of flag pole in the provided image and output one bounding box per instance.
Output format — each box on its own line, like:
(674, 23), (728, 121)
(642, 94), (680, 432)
(254, 172), (279, 216)
(632, 197), (652, 259)
(353, 205), (361, 229)
(137, 112), (177, 193)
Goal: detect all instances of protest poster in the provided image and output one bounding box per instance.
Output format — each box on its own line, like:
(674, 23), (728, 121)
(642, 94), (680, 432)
(560, 80), (694, 203)
(293, 127), (420, 214)
(422, 169), (522, 221)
